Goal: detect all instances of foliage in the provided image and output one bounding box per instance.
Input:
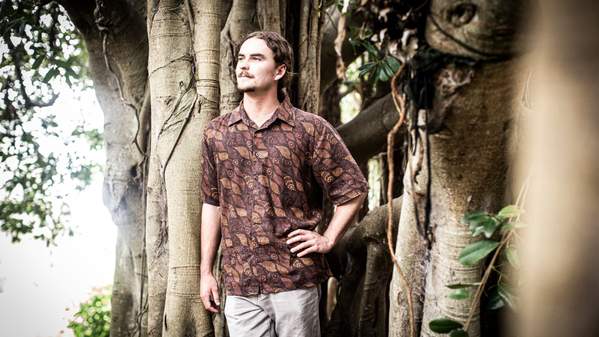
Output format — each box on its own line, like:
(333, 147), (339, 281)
(1, 1), (102, 245)
(67, 286), (111, 337)
(429, 205), (525, 336)
(335, 0), (428, 85)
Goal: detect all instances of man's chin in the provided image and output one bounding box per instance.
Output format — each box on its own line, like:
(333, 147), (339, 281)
(237, 86), (255, 93)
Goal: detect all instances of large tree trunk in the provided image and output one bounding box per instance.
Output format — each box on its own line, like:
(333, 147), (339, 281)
(146, 0), (220, 336)
(518, 1), (599, 337)
(61, 1), (150, 336)
(145, 1), (189, 334)
(389, 1), (527, 336)
(418, 60), (517, 337)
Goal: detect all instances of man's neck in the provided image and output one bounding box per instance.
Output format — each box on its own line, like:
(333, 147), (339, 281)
(243, 92), (280, 118)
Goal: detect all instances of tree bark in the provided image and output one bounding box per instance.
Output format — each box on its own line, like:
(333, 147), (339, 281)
(146, 0), (194, 335)
(419, 60), (517, 337)
(296, 0), (324, 114)
(389, 1), (526, 336)
(219, 0), (259, 115)
(256, 0), (282, 33)
(146, 0), (221, 336)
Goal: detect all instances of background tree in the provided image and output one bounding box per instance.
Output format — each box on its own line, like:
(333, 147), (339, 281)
(518, 1), (599, 337)
(0, 0), (100, 246)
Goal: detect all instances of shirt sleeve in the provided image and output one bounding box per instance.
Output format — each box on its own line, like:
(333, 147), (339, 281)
(201, 126), (220, 206)
(310, 118), (369, 206)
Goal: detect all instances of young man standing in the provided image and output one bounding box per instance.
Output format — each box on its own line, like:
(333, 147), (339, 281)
(199, 31), (368, 337)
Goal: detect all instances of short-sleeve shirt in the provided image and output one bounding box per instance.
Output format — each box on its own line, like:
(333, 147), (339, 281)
(200, 96), (369, 296)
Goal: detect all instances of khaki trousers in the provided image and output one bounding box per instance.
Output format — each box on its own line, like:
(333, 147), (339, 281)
(224, 286), (321, 337)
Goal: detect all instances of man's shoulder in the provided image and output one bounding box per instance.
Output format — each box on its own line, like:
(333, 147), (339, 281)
(205, 112), (232, 130)
(202, 113), (232, 146)
(293, 108), (334, 130)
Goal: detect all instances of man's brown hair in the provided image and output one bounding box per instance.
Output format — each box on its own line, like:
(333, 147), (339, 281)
(238, 31), (294, 101)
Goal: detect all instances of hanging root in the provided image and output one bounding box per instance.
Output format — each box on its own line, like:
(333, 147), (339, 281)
(386, 64), (416, 337)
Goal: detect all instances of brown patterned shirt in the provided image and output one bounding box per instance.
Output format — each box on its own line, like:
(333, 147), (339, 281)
(201, 96), (368, 296)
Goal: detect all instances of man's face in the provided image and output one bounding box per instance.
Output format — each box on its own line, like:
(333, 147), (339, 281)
(236, 38), (285, 94)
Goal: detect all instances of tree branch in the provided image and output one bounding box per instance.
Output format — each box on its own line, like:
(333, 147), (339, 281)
(337, 92), (405, 163)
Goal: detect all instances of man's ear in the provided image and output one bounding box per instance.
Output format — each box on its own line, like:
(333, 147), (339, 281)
(274, 64), (286, 80)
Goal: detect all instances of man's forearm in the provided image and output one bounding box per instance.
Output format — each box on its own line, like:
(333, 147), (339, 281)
(323, 193), (366, 246)
(200, 203), (221, 275)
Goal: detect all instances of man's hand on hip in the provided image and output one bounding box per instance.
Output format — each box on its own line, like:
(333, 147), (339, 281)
(200, 272), (220, 313)
(286, 229), (334, 257)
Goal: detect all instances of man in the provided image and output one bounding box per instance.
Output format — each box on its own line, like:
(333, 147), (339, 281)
(199, 31), (368, 337)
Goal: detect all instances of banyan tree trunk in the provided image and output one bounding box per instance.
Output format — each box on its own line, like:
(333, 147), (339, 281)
(145, 0), (220, 336)
(389, 1), (528, 336)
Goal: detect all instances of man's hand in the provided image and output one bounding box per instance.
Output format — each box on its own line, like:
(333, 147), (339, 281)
(200, 272), (220, 313)
(286, 229), (334, 257)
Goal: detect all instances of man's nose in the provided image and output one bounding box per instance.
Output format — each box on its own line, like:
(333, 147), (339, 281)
(237, 59), (248, 70)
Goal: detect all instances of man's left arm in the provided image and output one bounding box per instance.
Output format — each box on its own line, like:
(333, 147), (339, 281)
(287, 193), (366, 257)
(287, 119), (369, 256)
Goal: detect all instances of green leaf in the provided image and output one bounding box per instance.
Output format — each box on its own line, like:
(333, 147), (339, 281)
(32, 55), (45, 68)
(471, 217), (500, 238)
(378, 61), (395, 81)
(504, 246), (520, 268)
(377, 66), (389, 82)
(497, 205), (521, 219)
(449, 288), (470, 300)
(459, 240), (500, 266)
(429, 318), (463, 333)
(500, 221), (514, 232)
(446, 282), (480, 289)
(450, 329), (469, 337)
(462, 211), (490, 231)
(42, 68), (59, 83)
(64, 65), (78, 78)
(498, 283), (515, 309)
(361, 40), (379, 56)
(514, 221), (527, 228)
(358, 62), (375, 77)
(463, 211), (487, 222)
(487, 288), (505, 310)
(385, 55), (401, 73)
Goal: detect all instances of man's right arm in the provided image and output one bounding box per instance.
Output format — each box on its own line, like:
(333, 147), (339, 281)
(200, 202), (221, 312)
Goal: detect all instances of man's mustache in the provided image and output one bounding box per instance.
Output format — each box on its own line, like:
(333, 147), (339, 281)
(238, 72), (253, 78)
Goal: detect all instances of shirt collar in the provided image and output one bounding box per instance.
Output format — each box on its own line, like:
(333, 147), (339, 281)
(228, 95), (295, 127)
